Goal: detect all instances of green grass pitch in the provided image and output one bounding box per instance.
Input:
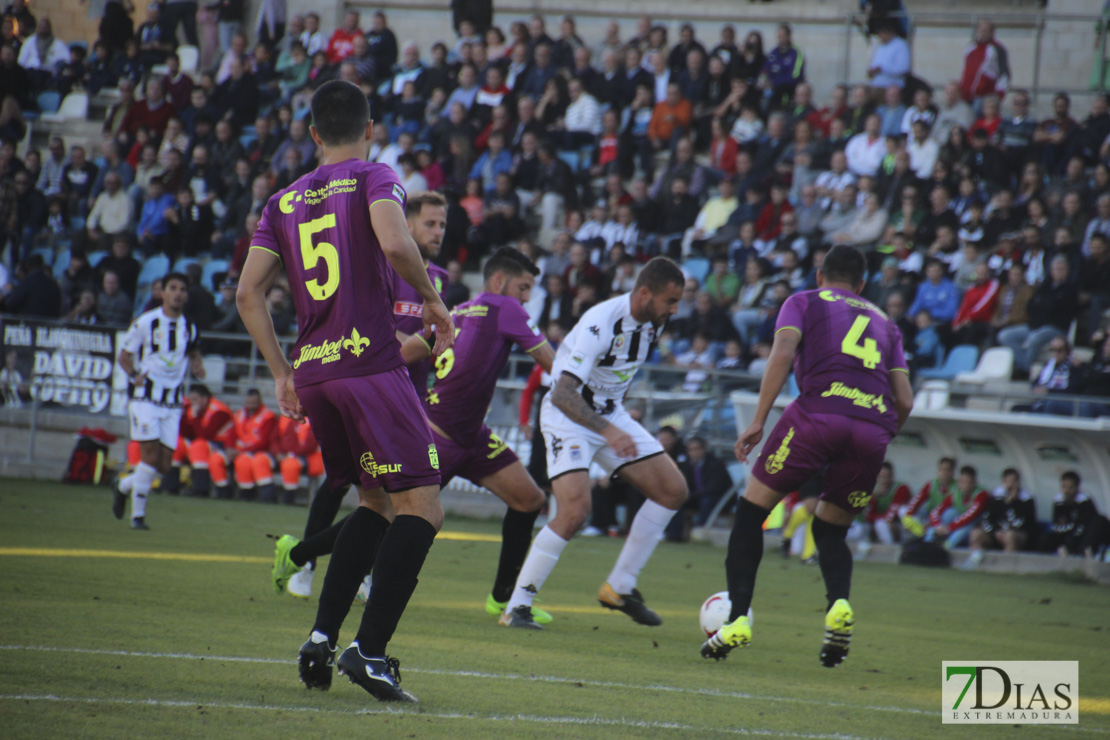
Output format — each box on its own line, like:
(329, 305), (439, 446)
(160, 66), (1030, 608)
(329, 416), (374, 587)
(0, 480), (1107, 739)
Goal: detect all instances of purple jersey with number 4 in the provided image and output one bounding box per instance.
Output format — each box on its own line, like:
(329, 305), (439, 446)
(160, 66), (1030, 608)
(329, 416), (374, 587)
(250, 160), (407, 388)
(424, 292), (546, 447)
(392, 262), (449, 392)
(775, 287), (908, 434)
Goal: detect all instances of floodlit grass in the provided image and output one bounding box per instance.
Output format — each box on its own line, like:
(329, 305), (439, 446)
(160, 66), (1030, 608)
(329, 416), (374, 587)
(0, 480), (1107, 739)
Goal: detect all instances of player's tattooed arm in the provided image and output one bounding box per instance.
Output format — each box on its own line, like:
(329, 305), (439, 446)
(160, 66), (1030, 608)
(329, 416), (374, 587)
(551, 372), (610, 434)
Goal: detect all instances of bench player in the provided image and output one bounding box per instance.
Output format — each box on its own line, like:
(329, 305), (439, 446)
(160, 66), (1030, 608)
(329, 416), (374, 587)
(272, 248), (557, 623)
(113, 271), (205, 529)
(236, 80), (454, 703)
(701, 245), (914, 667)
(501, 257), (689, 629)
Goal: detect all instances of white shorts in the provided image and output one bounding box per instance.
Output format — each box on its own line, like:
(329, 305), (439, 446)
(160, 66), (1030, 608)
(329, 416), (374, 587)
(129, 400), (183, 450)
(540, 393), (664, 480)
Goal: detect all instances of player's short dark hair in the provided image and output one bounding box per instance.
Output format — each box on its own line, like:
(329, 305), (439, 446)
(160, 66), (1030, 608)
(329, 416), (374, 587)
(246, 388), (261, 398)
(163, 271), (190, 289)
(1061, 470), (1080, 486)
(405, 190), (447, 219)
(189, 384), (211, 398)
(633, 257), (684, 294)
(483, 246), (540, 281)
(820, 245), (866, 287)
(311, 80), (371, 146)
(1002, 467), (1020, 479)
(687, 435), (706, 447)
(939, 456), (956, 468)
(959, 465), (977, 478)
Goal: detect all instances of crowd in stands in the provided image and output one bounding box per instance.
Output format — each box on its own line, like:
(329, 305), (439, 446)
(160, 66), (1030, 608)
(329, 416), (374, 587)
(0, 8), (1109, 416)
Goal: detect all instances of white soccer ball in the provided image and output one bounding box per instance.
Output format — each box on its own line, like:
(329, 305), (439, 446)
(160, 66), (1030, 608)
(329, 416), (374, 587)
(699, 591), (753, 637)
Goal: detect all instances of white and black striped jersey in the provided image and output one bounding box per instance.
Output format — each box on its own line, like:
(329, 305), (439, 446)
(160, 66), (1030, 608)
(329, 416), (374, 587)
(121, 307), (200, 407)
(553, 293), (660, 415)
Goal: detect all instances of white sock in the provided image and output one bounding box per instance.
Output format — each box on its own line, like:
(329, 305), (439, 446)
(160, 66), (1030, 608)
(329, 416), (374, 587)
(505, 526), (568, 611)
(119, 473), (134, 494)
(130, 462), (157, 519)
(606, 500), (676, 594)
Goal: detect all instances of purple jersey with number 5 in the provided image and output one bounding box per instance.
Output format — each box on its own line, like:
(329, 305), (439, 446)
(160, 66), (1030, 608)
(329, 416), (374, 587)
(775, 287), (908, 434)
(249, 160), (407, 388)
(424, 292), (547, 447)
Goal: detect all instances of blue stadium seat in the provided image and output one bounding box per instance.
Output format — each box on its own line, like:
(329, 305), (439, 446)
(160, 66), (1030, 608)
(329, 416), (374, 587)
(239, 134), (256, 150)
(918, 345), (980, 381)
(36, 91), (61, 114)
(785, 374), (800, 398)
(172, 256), (199, 274)
(86, 250), (108, 268)
(31, 246), (54, 266)
(52, 248), (71, 279)
(684, 257), (710, 284)
(294, 105), (312, 121)
(201, 259), (229, 291)
(137, 254), (171, 287)
(133, 289), (151, 317)
(556, 150), (579, 172)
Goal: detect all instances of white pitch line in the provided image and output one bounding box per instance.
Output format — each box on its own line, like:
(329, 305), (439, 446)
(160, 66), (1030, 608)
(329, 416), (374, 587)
(0, 693), (867, 740)
(2, 645), (1107, 736)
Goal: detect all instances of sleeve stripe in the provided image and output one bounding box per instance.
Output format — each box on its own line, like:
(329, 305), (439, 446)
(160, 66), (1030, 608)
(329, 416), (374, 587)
(891, 367), (910, 374)
(524, 339), (549, 354)
(249, 245), (282, 260)
(775, 326), (802, 337)
(369, 198), (404, 211)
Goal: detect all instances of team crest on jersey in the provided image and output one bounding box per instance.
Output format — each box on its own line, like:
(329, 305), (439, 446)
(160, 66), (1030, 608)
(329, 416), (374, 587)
(569, 445), (582, 461)
(428, 444), (440, 470)
(568, 352), (585, 368)
(342, 328), (370, 357)
(765, 427), (795, 475)
(847, 490), (872, 508)
(392, 183), (406, 202)
(614, 334), (627, 350)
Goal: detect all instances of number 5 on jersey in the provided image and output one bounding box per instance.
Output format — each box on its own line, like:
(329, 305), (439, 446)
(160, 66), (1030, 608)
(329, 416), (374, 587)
(841, 316), (882, 369)
(298, 215), (339, 301)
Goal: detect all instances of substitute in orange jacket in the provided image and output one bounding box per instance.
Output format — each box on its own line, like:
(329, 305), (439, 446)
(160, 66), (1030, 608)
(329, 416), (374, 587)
(925, 465), (990, 549)
(273, 417), (325, 505)
(210, 388), (278, 500)
(171, 384), (234, 496)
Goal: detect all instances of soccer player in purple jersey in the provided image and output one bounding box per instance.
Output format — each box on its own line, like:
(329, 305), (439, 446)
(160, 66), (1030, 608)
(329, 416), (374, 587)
(236, 80), (454, 703)
(701, 245), (914, 667)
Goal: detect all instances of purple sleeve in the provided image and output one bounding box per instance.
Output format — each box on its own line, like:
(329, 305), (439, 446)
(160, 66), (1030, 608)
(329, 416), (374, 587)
(366, 166), (407, 211)
(249, 201), (281, 260)
(888, 322), (909, 373)
(499, 299), (547, 352)
(774, 293), (807, 337)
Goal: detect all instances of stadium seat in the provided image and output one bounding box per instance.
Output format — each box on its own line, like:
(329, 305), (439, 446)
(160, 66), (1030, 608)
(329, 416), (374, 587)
(172, 256), (199, 274)
(137, 254), (171, 287)
(40, 92), (88, 124)
(201, 355), (226, 391)
(201, 259), (229, 291)
(86, 250), (109, 268)
(52, 248), (71, 279)
(133, 289), (150, 317)
(556, 150), (579, 172)
(36, 91), (61, 115)
(684, 257), (710, 284)
(726, 461), (746, 487)
(954, 347), (1014, 385)
(31, 246), (54, 266)
(239, 134), (256, 150)
(918, 345), (979, 381)
(914, 380), (951, 410)
(177, 45), (199, 73)
(784, 374), (800, 398)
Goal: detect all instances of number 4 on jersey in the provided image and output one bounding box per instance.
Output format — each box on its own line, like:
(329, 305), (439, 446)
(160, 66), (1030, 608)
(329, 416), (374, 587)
(841, 316), (882, 370)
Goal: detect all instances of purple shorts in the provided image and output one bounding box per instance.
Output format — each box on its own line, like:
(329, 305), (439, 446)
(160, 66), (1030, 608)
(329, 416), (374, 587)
(752, 401), (892, 514)
(298, 368), (441, 493)
(433, 425), (518, 487)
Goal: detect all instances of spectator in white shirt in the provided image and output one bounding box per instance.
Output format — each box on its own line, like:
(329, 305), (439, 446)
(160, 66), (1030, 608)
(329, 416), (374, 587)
(86, 173), (134, 251)
(814, 150), (857, 210)
(907, 120), (940, 179)
(867, 21), (911, 91)
(17, 17), (69, 73)
(299, 12), (326, 55)
(557, 77), (602, 149)
(845, 114), (886, 177)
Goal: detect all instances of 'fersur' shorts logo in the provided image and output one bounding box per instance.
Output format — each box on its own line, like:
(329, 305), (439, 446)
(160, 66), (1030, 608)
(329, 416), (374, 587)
(360, 451), (402, 478)
(942, 661), (1077, 724)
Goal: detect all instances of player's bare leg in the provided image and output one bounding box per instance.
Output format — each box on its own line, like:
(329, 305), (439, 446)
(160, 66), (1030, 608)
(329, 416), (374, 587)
(599, 453), (688, 625)
(702, 477), (784, 660)
(502, 471), (590, 628)
(480, 461), (549, 623)
(812, 500), (856, 668)
(335, 484), (441, 702)
(114, 440), (171, 529)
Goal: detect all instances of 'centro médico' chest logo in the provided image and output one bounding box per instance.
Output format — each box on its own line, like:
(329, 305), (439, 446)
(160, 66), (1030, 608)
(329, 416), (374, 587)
(293, 328), (370, 368)
(279, 179), (358, 212)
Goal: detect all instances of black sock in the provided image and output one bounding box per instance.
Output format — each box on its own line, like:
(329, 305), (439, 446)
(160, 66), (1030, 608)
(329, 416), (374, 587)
(355, 515), (437, 656)
(725, 498), (770, 622)
(258, 482), (277, 503)
(163, 467), (181, 494)
(303, 479), (344, 569)
(491, 507), (541, 602)
(190, 468), (211, 497)
(310, 507), (390, 642)
(811, 515), (852, 612)
(291, 514), (350, 568)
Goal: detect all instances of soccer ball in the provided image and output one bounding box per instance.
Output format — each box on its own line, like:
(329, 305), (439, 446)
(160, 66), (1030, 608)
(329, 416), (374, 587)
(699, 591), (753, 637)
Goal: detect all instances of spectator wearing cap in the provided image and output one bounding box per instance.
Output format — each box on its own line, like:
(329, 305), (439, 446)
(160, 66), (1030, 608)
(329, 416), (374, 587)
(960, 19), (1010, 104)
(867, 20), (911, 92)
